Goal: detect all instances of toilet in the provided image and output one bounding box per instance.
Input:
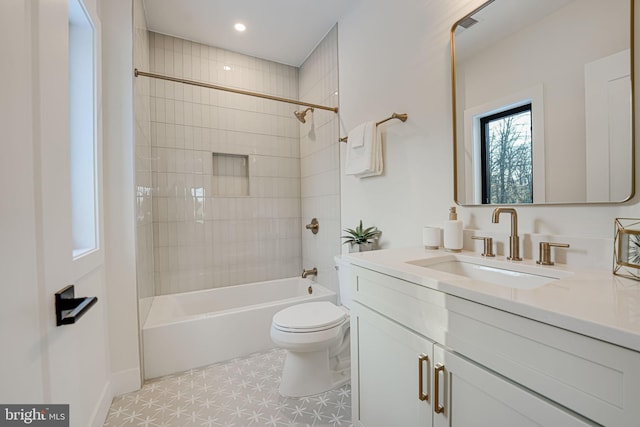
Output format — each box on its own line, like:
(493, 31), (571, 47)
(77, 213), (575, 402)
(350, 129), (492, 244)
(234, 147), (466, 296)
(270, 256), (352, 397)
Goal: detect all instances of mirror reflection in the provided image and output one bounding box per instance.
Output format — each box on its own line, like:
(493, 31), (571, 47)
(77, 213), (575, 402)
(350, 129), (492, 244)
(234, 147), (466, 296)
(451, 0), (634, 205)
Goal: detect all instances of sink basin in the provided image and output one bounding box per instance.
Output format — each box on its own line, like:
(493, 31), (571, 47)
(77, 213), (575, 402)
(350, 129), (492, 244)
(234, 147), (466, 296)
(407, 255), (572, 289)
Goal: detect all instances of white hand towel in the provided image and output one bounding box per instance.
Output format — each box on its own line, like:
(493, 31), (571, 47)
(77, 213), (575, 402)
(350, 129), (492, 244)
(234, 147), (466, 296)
(355, 127), (383, 178)
(345, 121), (382, 177)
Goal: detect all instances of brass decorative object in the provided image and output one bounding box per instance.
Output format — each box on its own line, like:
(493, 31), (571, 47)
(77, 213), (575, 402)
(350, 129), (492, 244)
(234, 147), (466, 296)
(613, 218), (640, 280)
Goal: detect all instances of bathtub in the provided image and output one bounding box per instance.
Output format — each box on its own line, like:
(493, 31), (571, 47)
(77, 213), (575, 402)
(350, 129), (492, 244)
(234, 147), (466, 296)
(142, 277), (336, 379)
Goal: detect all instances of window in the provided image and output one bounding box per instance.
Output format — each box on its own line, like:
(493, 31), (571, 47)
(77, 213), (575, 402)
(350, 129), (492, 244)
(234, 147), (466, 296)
(69, 0), (97, 258)
(480, 103), (533, 204)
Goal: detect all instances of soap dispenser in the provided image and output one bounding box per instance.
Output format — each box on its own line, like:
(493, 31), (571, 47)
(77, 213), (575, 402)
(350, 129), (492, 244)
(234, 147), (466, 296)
(444, 206), (463, 252)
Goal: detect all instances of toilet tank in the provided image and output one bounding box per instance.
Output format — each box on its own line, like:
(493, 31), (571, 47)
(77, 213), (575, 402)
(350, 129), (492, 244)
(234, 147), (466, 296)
(334, 255), (353, 308)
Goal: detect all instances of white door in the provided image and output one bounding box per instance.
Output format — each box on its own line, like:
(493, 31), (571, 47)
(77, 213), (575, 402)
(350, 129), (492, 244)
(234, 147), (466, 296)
(585, 49), (632, 202)
(353, 303), (433, 427)
(0, 1), (110, 425)
(432, 345), (594, 427)
(0, 0), (47, 404)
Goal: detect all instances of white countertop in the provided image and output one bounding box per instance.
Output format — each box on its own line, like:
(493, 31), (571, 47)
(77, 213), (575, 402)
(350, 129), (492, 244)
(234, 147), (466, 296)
(345, 247), (640, 352)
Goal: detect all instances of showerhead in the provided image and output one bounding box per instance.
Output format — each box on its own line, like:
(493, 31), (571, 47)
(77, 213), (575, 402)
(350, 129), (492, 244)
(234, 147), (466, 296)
(294, 107), (314, 123)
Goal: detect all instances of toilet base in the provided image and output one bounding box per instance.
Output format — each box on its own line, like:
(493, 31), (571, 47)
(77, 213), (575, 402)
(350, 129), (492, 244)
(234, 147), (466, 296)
(278, 348), (350, 397)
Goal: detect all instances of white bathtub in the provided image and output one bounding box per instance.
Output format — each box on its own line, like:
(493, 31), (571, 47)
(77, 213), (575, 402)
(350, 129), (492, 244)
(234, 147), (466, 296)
(142, 277), (336, 379)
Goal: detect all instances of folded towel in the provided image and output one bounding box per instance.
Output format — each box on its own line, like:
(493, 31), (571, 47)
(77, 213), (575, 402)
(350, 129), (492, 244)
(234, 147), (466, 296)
(345, 121), (383, 178)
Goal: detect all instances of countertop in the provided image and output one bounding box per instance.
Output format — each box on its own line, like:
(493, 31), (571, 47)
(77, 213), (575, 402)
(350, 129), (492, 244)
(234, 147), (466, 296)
(344, 247), (640, 352)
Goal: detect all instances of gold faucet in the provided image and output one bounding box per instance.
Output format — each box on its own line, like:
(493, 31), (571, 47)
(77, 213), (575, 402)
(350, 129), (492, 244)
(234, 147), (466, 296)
(302, 267), (317, 278)
(491, 207), (522, 261)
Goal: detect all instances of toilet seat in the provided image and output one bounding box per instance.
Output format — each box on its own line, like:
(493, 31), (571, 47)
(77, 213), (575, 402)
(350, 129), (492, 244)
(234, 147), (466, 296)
(272, 301), (347, 333)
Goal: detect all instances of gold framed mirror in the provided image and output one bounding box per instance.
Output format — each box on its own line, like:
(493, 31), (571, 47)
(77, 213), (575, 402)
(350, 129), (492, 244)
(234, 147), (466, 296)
(451, 0), (635, 205)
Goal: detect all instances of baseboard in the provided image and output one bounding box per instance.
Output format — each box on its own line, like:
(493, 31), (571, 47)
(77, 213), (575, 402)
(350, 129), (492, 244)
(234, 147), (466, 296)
(89, 381), (113, 427)
(110, 367), (142, 396)
(88, 368), (141, 427)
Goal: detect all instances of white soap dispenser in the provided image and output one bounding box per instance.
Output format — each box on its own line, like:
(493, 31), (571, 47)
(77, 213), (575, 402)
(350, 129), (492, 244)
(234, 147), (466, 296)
(444, 206), (463, 253)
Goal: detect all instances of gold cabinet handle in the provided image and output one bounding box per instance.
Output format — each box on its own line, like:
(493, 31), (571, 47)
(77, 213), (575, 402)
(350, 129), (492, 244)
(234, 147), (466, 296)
(434, 363), (445, 414)
(418, 353), (430, 402)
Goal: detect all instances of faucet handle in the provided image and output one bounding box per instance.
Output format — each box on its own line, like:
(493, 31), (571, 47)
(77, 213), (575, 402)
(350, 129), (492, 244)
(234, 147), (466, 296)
(536, 242), (570, 266)
(471, 236), (495, 257)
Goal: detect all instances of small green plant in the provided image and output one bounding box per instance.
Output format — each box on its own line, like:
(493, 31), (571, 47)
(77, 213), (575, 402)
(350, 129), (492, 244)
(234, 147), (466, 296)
(341, 220), (380, 245)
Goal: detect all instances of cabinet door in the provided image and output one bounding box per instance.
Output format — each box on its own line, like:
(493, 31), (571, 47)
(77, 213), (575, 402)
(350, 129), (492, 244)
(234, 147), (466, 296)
(353, 303), (433, 427)
(432, 345), (594, 427)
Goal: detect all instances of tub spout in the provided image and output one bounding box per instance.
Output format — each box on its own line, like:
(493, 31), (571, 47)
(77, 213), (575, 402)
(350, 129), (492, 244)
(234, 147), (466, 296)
(302, 268), (317, 278)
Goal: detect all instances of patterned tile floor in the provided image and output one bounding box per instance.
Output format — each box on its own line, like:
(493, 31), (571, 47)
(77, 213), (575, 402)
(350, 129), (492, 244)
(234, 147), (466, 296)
(104, 349), (352, 427)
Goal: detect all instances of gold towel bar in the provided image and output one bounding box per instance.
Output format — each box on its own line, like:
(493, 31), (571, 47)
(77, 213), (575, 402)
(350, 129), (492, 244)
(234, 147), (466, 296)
(339, 113), (408, 142)
(134, 69), (339, 113)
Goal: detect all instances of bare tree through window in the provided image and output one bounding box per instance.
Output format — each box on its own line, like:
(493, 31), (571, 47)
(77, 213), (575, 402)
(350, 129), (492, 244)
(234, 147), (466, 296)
(481, 104), (533, 204)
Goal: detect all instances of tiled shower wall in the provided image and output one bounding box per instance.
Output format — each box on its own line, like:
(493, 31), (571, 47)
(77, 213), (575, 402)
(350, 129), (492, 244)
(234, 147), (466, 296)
(299, 26), (342, 296)
(134, 0), (155, 320)
(149, 32), (302, 295)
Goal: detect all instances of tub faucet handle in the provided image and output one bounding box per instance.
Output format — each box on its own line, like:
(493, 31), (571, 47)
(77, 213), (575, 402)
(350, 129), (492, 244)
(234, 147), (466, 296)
(305, 218), (319, 234)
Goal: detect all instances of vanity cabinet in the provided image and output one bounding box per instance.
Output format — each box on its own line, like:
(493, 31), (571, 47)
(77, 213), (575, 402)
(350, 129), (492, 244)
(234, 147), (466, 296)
(355, 303), (434, 426)
(350, 265), (640, 427)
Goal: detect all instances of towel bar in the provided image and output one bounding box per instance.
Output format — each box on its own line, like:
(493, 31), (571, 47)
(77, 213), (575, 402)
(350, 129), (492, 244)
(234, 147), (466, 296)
(340, 113), (408, 142)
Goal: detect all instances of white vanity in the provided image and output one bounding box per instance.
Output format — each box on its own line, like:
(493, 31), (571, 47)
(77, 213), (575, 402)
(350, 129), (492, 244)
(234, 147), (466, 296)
(346, 247), (640, 426)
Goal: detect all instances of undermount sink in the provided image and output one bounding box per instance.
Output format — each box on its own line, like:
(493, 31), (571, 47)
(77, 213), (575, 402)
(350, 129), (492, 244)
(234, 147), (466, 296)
(407, 255), (572, 290)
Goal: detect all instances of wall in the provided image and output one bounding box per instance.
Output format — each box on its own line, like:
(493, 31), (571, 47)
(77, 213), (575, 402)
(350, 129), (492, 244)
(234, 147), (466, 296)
(101, 0), (142, 397)
(338, 0), (638, 270)
(148, 32), (302, 295)
(299, 26), (342, 295)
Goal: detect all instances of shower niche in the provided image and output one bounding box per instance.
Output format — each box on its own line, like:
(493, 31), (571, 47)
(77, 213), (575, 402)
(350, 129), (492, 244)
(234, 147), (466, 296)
(212, 152), (249, 196)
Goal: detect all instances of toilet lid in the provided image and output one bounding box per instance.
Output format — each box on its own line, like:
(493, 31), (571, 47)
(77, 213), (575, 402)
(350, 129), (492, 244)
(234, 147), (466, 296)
(273, 301), (347, 332)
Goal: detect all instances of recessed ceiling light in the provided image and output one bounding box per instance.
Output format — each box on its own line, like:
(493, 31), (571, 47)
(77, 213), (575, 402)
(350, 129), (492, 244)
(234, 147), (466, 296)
(223, 65), (232, 71)
(234, 23), (246, 32)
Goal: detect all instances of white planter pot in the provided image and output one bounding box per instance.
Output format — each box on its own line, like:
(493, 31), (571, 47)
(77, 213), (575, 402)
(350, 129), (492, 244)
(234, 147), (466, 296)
(349, 242), (374, 253)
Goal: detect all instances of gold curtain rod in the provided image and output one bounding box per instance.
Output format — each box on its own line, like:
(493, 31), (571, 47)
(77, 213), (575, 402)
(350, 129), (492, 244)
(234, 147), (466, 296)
(339, 113), (408, 142)
(134, 69), (339, 113)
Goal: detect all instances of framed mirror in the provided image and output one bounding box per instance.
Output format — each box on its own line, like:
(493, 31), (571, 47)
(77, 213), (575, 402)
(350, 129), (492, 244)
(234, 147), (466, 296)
(451, 0), (635, 205)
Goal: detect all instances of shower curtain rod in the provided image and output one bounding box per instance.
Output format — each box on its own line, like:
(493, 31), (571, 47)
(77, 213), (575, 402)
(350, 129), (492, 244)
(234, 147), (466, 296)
(134, 69), (339, 113)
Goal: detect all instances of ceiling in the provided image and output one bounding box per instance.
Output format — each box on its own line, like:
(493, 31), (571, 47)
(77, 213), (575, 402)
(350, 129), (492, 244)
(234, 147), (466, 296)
(142, 0), (354, 67)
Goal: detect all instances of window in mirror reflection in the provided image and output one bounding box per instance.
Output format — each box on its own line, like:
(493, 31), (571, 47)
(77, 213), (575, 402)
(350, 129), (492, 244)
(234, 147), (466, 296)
(480, 104), (532, 204)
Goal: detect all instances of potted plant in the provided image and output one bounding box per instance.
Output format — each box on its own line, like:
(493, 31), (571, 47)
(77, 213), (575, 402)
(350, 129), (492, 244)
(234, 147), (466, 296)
(342, 220), (381, 253)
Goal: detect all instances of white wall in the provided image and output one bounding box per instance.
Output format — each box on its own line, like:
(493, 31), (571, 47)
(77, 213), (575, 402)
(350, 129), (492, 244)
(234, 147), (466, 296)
(101, 0), (142, 395)
(338, 0), (638, 269)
